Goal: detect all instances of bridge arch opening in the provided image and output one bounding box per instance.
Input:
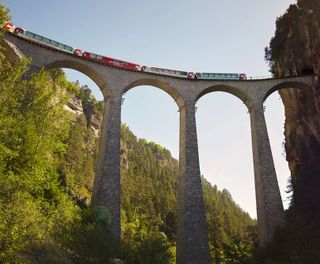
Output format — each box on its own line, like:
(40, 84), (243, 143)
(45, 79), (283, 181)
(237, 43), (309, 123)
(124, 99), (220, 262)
(45, 60), (110, 99)
(1, 38), (110, 98)
(263, 81), (313, 211)
(1, 38), (24, 63)
(120, 84), (179, 259)
(122, 78), (184, 109)
(263, 81), (311, 102)
(196, 84), (253, 109)
(47, 67), (105, 205)
(264, 92), (291, 210)
(195, 90), (256, 260)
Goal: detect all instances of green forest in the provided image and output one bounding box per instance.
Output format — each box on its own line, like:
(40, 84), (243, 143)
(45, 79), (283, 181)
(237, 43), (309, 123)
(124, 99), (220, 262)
(0, 6), (257, 264)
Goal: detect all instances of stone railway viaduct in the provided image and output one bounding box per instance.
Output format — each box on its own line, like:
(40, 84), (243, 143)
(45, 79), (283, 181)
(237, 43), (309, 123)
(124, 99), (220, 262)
(2, 33), (316, 264)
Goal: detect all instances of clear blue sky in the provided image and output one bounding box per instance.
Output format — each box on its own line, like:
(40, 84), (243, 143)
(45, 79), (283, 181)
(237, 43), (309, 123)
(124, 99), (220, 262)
(3, 0), (297, 217)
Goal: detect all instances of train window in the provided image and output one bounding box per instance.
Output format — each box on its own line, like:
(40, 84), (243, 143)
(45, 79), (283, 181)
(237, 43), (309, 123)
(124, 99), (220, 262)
(50, 40), (58, 46)
(89, 53), (97, 59)
(26, 31), (35, 38)
(96, 55), (103, 60)
(34, 34), (42, 41)
(57, 43), (64, 49)
(42, 37), (50, 44)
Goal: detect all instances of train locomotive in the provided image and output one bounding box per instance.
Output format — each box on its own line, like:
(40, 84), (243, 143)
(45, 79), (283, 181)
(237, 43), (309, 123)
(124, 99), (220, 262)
(3, 22), (247, 80)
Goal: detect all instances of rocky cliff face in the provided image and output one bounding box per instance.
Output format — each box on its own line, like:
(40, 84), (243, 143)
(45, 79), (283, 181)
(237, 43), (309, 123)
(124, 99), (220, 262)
(279, 82), (320, 216)
(264, 0), (320, 218)
(270, 86), (320, 263)
(65, 92), (103, 138)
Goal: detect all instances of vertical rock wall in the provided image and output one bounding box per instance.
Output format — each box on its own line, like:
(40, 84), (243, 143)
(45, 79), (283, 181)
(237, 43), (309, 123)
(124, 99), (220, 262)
(279, 85), (320, 216)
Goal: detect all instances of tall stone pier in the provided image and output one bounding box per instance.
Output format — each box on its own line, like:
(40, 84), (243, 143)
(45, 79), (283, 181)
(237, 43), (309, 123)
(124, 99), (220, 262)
(177, 100), (211, 264)
(92, 93), (122, 238)
(249, 102), (285, 245)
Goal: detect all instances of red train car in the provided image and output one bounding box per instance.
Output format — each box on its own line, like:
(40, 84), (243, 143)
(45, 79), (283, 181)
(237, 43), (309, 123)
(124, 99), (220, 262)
(82, 51), (141, 71)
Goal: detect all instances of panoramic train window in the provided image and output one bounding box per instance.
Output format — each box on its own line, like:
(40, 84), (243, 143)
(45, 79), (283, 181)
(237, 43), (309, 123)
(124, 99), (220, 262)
(34, 34), (42, 41)
(66, 46), (73, 52)
(50, 40), (58, 47)
(26, 31), (34, 38)
(42, 37), (50, 44)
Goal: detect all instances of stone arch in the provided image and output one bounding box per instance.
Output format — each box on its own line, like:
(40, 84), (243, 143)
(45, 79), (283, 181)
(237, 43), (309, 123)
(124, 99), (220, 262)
(196, 84), (253, 111)
(1, 38), (24, 63)
(122, 78), (184, 109)
(263, 81), (312, 102)
(119, 77), (181, 249)
(45, 60), (110, 99)
(195, 84), (255, 214)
